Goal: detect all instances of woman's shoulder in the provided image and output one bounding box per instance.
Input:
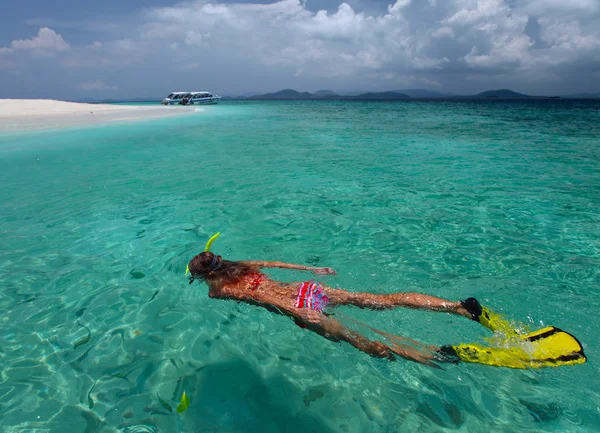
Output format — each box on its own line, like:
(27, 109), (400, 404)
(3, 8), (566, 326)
(214, 278), (249, 297)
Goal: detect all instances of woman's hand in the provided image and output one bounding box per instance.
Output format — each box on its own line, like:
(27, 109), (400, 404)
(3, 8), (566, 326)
(313, 267), (337, 276)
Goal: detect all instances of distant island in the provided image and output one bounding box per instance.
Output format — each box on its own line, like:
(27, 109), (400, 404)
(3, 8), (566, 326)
(77, 89), (600, 103)
(226, 88), (597, 101)
(244, 89), (411, 100)
(472, 89), (531, 99)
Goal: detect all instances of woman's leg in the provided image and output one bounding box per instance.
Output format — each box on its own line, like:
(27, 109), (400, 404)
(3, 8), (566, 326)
(323, 286), (473, 319)
(293, 308), (439, 366)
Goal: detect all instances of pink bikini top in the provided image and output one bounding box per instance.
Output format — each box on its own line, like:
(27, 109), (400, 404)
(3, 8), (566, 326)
(247, 273), (265, 291)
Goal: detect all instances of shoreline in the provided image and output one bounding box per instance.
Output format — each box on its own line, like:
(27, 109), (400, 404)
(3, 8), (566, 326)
(0, 99), (196, 132)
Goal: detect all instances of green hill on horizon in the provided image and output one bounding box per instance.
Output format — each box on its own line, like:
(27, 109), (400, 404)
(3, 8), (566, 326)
(234, 88), (600, 100)
(247, 89), (411, 100)
(474, 89), (532, 99)
(312, 90), (338, 97)
(247, 89), (313, 100)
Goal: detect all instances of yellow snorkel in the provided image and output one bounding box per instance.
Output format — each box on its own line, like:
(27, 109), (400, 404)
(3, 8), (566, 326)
(185, 232), (221, 275)
(204, 232), (221, 252)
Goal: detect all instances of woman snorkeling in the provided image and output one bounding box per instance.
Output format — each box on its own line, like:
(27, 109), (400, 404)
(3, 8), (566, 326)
(186, 235), (586, 369)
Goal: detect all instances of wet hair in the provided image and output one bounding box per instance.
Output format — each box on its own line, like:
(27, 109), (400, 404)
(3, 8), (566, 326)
(187, 251), (258, 285)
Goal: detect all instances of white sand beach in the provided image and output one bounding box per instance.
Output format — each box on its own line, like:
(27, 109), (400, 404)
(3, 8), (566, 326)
(0, 99), (196, 132)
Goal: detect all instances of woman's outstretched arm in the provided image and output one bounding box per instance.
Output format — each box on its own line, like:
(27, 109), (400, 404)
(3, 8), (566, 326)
(240, 260), (336, 275)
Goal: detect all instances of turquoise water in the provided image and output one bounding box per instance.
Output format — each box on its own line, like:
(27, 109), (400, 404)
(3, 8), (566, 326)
(1, 100), (599, 432)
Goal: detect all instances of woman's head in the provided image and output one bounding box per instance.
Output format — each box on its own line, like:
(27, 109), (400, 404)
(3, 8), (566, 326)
(188, 251), (222, 278)
(187, 251), (257, 284)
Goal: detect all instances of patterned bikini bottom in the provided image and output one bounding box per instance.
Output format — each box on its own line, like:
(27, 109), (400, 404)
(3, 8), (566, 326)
(294, 281), (329, 312)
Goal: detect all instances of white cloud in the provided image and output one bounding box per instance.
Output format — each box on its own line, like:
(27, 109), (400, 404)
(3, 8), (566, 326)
(136, 0), (600, 82)
(140, 0), (426, 77)
(76, 80), (119, 91)
(2, 0), (600, 95)
(114, 39), (135, 50)
(10, 27), (69, 52)
(184, 30), (206, 46)
(388, 0), (412, 13)
(519, 0), (599, 15)
(445, 0), (509, 26)
(432, 27), (455, 38)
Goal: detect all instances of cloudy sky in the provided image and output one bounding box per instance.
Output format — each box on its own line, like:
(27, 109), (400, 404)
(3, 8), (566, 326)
(1, 0), (599, 98)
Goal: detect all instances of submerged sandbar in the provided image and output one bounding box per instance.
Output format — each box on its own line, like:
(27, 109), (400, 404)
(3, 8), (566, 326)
(0, 99), (196, 132)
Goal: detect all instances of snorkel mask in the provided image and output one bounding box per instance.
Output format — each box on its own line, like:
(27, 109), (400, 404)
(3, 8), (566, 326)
(186, 232), (220, 284)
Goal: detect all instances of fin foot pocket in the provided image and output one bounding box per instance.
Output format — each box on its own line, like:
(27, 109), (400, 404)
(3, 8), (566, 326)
(435, 346), (461, 364)
(461, 297), (520, 336)
(460, 297), (483, 321)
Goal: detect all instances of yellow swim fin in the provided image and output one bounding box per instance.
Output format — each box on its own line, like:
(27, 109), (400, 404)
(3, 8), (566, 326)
(439, 326), (586, 369)
(461, 297), (521, 336)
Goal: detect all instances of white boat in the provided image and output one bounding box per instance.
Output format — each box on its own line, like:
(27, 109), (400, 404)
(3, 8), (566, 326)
(180, 92), (221, 105)
(161, 92), (191, 105)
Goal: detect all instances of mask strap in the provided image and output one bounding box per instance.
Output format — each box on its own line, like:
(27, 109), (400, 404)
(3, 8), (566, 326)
(210, 255), (222, 271)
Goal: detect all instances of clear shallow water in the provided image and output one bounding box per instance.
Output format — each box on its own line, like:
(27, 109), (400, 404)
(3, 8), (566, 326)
(1, 100), (599, 432)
